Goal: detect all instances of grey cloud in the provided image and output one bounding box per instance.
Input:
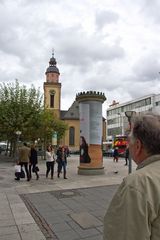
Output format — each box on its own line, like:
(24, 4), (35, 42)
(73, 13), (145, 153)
(49, 26), (125, 69)
(95, 10), (119, 29)
(133, 56), (160, 82)
(138, 0), (160, 23)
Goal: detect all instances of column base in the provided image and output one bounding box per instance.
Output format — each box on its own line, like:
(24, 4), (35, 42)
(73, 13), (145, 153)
(78, 167), (105, 175)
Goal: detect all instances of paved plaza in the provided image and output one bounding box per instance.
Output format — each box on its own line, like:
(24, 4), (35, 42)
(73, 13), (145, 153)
(0, 154), (137, 240)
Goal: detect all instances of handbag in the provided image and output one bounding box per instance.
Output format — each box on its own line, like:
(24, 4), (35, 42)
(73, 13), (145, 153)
(32, 166), (39, 172)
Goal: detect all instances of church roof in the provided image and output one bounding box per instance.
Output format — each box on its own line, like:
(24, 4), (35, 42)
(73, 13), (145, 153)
(45, 52), (60, 75)
(60, 101), (79, 120)
(46, 65), (60, 74)
(60, 100), (106, 120)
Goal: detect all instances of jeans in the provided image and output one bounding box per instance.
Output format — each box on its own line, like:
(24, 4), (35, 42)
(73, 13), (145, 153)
(46, 161), (55, 178)
(19, 162), (30, 180)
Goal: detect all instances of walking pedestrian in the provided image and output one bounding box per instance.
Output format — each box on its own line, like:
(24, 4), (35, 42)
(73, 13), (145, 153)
(29, 144), (39, 180)
(113, 147), (119, 162)
(57, 146), (68, 179)
(124, 145), (129, 166)
(113, 147), (119, 173)
(18, 142), (30, 181)
(104, 113), (160, 240)
(46, 145), (55, 179)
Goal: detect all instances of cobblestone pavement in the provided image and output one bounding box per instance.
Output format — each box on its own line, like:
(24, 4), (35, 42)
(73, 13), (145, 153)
(21, 185), (118, 240)
(0, 154), (137, 239)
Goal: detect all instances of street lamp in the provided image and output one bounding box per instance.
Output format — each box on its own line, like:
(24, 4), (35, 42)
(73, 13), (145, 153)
(15, 131), (21, 159)
(15, 131), (22, 142)
(125, 111), (136, 174)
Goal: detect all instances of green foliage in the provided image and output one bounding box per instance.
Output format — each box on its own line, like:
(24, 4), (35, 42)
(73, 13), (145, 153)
(38, 110), (68, 145)
(0, 80), (68, 153)
(0, 80), (43, 142)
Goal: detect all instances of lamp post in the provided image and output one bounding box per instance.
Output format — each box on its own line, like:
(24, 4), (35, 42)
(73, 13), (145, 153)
(125, 111), (136, 174)
(15, 131), (21, 143)
(15, 130), (22, 150)
(15, 131), (21, 159)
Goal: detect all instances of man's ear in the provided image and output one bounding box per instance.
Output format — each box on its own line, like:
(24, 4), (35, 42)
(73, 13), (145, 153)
(135, 139), (143, 156)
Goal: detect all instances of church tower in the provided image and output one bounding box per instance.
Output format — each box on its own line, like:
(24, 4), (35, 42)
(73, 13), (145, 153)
(44, 51), (61, 118)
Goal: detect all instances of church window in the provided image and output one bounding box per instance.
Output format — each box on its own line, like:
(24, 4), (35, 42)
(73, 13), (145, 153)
(50, 90), (55, 108)
(69, 127), (75, 146)
(50, 94), (54, 108)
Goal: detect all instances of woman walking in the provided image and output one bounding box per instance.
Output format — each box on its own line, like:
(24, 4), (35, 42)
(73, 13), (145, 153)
(29, 144), (39, 180)
(46, 145), (55, 179)
(57, 146), (68, 179)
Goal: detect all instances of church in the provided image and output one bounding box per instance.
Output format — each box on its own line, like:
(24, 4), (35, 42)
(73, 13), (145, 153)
(43, 52), (106, 152)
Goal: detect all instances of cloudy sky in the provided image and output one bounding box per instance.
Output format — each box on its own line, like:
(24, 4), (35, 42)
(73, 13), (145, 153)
(1, 0), (160, 116)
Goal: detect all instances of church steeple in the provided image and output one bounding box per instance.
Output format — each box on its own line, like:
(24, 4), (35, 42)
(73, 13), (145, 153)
(45, 50), (60, 83)
(44, 50), (61, 118)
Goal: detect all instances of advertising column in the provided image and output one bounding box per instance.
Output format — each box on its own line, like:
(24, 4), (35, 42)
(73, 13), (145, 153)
(76, 91), (106, 175)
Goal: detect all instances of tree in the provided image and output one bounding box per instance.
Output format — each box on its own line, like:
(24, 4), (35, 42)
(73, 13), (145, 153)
(37, 110), (68, 149)
(0, 80), (43, 155)
(0, 80), (68, 156)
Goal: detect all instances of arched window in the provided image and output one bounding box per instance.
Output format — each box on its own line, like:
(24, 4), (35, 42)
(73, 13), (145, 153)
(69, 127), (75, 146)
(50, 90), (55, 108)
(50, 94), (54, 108)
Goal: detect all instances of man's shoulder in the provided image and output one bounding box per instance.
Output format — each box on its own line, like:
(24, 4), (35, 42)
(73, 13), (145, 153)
(123, 162), (160, 192)
(21, 146), (30, 151)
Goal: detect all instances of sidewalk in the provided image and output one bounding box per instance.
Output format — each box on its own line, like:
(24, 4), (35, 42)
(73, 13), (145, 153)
(0, 155), (137, 240)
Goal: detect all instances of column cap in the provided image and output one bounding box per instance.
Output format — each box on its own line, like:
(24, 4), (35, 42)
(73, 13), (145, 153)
(76, 91), (106, 103)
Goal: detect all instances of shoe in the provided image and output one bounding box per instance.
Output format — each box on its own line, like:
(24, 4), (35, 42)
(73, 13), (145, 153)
(64, 177), (68, 179)
(36, 175), (39, 180)
(27, 178), (30, 181)
(114, 171), (118, 174)
(15, 178), (20, 181)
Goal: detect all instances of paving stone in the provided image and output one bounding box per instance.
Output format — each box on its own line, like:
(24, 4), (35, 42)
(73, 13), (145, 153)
(55, 229), (80, 240)
(50, 222), (72, 232)
(0, 225), (18, 236)
(7, 194), (23, 204)
(83, 234), (103, 240)
(18, 223), (40, 233)
(0, 219), (15, 227)
(0, 233), (21, 240)
(20, 230), (46, 240)
(67, 220), (100, 238)
(70, 212), (102, 229)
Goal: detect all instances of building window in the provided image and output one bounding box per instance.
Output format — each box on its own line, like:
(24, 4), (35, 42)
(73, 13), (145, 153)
(69, 127), (75, 146)
(50, 94), (54, 108)
(50, 90), (55, 108)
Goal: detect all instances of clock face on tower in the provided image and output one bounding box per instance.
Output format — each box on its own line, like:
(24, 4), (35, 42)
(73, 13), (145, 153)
(50, 90), (56, 95)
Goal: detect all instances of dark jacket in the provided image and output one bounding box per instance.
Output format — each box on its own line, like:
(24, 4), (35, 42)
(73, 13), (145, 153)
(113, 148), (119, 157)
(56, 148), (67, 164)
(30, 148), (38, 165)
(80, 143), (91, 163)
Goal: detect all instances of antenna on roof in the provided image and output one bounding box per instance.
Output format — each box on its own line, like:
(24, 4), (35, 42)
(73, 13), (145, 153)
(52, 48), (54, 57)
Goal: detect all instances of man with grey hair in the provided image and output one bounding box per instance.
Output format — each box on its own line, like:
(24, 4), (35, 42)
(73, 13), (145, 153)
(103, 113), (160, 240)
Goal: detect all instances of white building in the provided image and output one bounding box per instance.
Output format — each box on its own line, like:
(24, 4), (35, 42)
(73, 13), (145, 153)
(106, 93), (160, 141)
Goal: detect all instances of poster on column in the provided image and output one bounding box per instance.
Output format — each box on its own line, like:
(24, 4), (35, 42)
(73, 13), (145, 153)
(79, 103), (90, 144)
(89, 101), (102, 145)
(79, 103), (91, 163)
